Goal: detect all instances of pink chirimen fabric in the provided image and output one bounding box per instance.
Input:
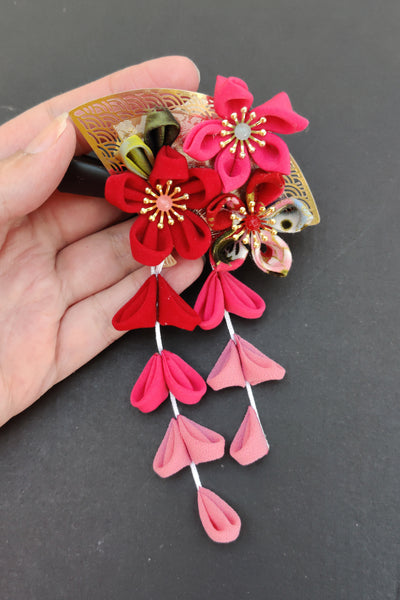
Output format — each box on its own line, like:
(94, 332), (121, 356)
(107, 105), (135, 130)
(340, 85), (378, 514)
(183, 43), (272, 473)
(177, 415), (225, 464)
(207, 339), (246, 390)
(230, 406), (269, 465)
(197, 487), (241, 543)
(153, 418), (192, 478)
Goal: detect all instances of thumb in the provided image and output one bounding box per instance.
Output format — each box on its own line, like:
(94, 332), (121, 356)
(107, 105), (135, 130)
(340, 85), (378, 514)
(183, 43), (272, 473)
(0, 113), (76, 224)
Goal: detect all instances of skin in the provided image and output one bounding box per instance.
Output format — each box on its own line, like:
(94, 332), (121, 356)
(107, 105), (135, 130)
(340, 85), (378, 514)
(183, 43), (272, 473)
(0, 56), (203, 427)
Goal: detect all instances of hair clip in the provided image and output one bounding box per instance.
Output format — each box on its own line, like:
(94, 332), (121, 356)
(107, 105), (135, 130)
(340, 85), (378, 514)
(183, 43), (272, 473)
(68, 76), (320, 543)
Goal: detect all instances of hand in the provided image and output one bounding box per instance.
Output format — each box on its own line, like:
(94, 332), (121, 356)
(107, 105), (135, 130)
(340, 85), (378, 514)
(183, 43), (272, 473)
(0, 56), (203, 427)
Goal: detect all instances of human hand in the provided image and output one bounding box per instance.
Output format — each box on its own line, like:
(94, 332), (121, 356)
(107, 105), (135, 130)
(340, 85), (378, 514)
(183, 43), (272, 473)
(0, 56), (203, 427)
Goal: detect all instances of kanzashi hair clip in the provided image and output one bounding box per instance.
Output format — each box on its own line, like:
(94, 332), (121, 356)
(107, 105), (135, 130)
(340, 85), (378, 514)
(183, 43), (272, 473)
(67, 76), (319, 543)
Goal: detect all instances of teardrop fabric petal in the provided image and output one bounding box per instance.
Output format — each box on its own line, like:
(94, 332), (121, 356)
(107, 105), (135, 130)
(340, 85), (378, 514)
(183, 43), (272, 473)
(194, 271), (225, 330)
(197, 487), (241, 543)
(161, 350), (206, 405)
(157, 275), (200, 331)
(235, 335), (286, 385)
(219, 271), (265, 319)
(177, 415), (225, 464)
(153, 418), (191, 478)
(112, 275), (157, 331)
(230, 406), (269, 466)
(130, 353), (169, 413)
(207, 339), (246, 390)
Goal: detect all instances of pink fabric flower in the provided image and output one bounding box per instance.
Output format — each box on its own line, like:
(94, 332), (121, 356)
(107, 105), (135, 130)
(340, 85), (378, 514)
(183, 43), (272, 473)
(183, 76), (309, 192)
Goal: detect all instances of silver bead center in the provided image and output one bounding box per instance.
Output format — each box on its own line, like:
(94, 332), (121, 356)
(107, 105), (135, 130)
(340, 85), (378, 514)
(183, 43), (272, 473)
(234, 123), (251, 140)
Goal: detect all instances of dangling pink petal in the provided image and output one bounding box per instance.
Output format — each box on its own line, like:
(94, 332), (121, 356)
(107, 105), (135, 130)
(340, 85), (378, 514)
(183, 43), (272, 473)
(161, 350), (206, 405)
(177, 415), (225, 464)
(207, 339), (246, 390)
(197, 487), (241, 543)
(194, 271), (225, 330)
(219, 271), (265, 319)
(214, 145), (252, 193)
(130, 354), (169, 413)
(153, 418), (191, 478)
(230, 406), (269, 466)
(235, 335), (285, 385)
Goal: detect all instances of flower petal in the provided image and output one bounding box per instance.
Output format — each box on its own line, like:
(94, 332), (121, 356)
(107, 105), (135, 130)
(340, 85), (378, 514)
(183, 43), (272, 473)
(246, 170), (285, 210)
(207, 193), (244, 231)
(230, 406), (269, 465)
(194, 271), (225, 330)
(214, 76), (253, 118)
(183, 167), (222, 209)
(251, 132), (291, 175)
(169, 211), (211, 260)
(153, 418), (191, 478)
(158, 275), (200, 331)
(251, 230), (292, 275)
(177, 415), (225, 464)
(161, 350), (206, 405)
(129, 215), (173, 266)
(112, 274), (157, 331)
(207, 339), (246, 390)
(219, 271), (265, 319)
(105, 171), (148, 213)
(197, 487), (241, 543)
(183, 119), (223, 161)
(130, 353), (169, 413)
(271, 197), (314, 233)
(214, 145), (252, 193)
(235, 335), (286, 385)
(254, 92), (309, 134)
(148, 146), (189, 187)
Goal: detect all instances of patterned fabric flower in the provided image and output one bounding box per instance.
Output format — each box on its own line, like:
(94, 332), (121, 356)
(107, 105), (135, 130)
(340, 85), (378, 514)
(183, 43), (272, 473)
(183, 76), (309, 192)
(209, 170), (313, 275)
(105, 146), (222, 265)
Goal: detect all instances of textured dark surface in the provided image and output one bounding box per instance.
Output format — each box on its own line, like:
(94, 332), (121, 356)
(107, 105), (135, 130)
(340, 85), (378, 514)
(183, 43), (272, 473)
(1, 1), (399, 599)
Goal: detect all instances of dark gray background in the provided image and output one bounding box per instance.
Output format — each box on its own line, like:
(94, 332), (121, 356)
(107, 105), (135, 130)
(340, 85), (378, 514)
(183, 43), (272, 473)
(1, 0), (399, 599)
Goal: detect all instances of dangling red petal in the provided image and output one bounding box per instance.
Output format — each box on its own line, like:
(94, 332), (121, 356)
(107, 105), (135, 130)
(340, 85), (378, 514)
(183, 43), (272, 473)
(194, 271), (225, 330)
(177, 415), (225, 464)
(158, 275), (200, 331)
(235, 335), (286, 385)
(112, 275), (157, 331)
(153, 418), (191, 478)
(197, 487), (241, 543)
(207, 339), (246, 390)
(161, 350), (206, 405)
(130, 353), (169, 413)
(219, 271), (265, 319)
(230, 406), (269, 466)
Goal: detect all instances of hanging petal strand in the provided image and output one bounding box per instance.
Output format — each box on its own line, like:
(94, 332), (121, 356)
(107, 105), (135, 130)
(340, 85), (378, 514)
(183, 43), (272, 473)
(153, 418), (191, 478)
(254, 92), (309, 134)
(177, 415), (225, 464)
(197, 487), (241, 544)
(130, 353), (169, 413)
(194, 271), (225, 330)
(161, 350), (206, 405)
(235, 335), (286, 385)
(207, 339), (246, 390)
(219, 271), (266, 319)
(112, 274), (157, 331)
(158, 275), (200, 331)
(230, 406), (269, 466)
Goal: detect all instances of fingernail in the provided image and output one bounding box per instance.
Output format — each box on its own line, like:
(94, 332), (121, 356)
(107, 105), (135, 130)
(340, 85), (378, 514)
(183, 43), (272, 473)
(194, 64), (201, 84)
(25, 112), (69, 154)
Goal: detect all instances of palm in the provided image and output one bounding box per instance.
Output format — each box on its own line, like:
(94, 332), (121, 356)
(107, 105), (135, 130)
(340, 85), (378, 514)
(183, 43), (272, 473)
(0, 56), (201, 426)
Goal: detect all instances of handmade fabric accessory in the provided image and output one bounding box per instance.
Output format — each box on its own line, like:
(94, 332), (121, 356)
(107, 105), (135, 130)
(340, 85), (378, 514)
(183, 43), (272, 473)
(69, 76), (319, 543)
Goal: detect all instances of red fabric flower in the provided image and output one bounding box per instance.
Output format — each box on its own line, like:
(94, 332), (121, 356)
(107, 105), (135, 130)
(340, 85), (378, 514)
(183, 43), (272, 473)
(183, 76), (309, 192)
(105, 146), (222, 265)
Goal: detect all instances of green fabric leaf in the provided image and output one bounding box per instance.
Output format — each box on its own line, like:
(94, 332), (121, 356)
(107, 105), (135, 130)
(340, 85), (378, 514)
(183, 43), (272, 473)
(144, 109), (181, 156)
(119, 135), (154, 178)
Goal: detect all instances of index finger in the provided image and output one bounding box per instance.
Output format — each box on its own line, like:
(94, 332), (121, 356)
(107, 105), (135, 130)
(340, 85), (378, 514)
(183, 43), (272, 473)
(0, 56), (200, 160)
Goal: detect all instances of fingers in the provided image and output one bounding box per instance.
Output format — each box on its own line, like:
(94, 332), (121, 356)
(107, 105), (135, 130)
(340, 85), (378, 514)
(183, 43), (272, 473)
(0, 114), (76, 225)
(0, 56), (200, 158)
(56, 217), (140, 306)
(55, 256), (204, 382)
